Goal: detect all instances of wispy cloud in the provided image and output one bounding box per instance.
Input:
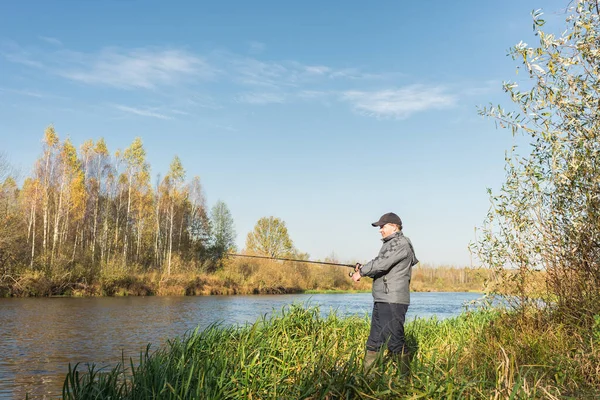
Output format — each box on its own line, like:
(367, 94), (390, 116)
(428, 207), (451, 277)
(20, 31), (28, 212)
(297, 90), (330, 99)
(2, 41), (466, 121)
(222, 52), (385, 89)
(39, 36), (63, 46)
(329, 68), (388, 80)
(230, 56), (291, 88)
(2, 42), (216, 89)
(183, 94), (222, 110)
(342, 85), (457, 119)
(0, 87), (67, 99)
(2, 51), (44, 68)
(113, 104), (173, 119)
(235, 92), (286, 105)
(170, 109), (190, 116)
(3, 41), (386, 92)
(304, 65), (331, 75)
(0, 87), (45, 98)
(60, 48), (216, 89)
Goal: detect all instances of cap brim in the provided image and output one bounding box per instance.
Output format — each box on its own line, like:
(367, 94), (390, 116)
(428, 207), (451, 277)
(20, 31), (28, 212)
(371, 221), (382, 227)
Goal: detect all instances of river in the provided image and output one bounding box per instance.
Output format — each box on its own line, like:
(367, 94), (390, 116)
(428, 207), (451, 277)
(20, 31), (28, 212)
(0, 292), (482, 399)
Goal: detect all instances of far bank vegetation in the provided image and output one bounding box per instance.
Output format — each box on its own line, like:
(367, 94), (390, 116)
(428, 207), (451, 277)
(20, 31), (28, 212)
(0, 138), (483, 297)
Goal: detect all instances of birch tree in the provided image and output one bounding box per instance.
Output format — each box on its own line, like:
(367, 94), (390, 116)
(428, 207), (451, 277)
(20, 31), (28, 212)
(40, 127), (59, 262)
(164, 156), (185, 275)
(87, 138), (110, 263)
(122, 137), (148, 264)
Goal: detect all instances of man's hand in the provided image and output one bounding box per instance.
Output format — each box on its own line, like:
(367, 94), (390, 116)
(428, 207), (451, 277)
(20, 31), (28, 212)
(352, 263), (362, 282)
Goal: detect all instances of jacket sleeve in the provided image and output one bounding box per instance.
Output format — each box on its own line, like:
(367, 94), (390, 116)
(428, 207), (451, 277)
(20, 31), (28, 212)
(360, 239), (409, 278)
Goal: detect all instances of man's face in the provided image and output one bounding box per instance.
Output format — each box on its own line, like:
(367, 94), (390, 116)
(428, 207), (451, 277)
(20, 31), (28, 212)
(379, 223), (397, 238)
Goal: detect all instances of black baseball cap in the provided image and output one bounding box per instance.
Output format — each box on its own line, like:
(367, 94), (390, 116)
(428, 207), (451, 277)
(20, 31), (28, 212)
(371, 212), (402, 227)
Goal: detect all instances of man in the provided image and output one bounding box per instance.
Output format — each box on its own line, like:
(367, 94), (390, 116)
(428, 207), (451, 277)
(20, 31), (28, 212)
(352, 212), (418, 372)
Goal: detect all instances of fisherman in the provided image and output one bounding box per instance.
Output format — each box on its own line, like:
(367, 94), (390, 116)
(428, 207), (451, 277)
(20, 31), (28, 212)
(352, 212), (418, 373)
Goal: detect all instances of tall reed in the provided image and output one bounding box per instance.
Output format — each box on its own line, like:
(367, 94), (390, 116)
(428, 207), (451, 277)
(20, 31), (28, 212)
(63, 303), (598, 399)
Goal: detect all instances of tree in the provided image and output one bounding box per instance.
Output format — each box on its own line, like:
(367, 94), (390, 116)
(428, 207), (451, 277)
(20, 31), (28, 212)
(50, 138), (85, 268)
(186, 177), (211, 262)
(245, 216), (293, 258)
(0, 155), (25, 274)
(210, 200), (236, 261)
(40, 126), (59, 261)
(21, 177), (41, 268)
(86, 138), (110, 263)
(473, 2), (600, 324)
(2, 129), (238, 281)
(121, 137), (149, 264)
(164, 156), (185, 275)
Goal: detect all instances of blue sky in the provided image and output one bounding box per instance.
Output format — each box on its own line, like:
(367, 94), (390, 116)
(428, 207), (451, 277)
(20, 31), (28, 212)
(0, 0), (568, 266)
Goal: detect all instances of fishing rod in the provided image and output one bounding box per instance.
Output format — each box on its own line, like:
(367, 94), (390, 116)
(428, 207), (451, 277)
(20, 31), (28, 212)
(226, 253), (359, 276)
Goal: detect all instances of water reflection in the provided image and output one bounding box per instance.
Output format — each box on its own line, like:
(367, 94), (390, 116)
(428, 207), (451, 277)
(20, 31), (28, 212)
(0, 292), (482, 399)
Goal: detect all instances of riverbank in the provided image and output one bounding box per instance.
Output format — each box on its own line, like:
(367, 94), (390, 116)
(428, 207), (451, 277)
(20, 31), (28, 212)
(1, 292), (481, 398)
(62, 303), (600, 399)
(0, 259), (489, 297)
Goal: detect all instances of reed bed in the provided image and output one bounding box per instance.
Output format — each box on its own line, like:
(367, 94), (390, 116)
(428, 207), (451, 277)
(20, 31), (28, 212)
(62, 303), (599, 399)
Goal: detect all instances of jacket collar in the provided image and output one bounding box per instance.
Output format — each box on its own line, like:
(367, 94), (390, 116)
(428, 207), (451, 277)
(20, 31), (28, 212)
(381, 231), (403, 243)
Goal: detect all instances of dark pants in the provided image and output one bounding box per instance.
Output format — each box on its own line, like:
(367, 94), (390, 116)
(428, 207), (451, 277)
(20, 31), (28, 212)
(366, 302), (409, 354)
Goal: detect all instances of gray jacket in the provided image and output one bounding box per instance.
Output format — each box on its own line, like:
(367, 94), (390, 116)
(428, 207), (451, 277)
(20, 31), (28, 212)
(359, 231), (418, 304)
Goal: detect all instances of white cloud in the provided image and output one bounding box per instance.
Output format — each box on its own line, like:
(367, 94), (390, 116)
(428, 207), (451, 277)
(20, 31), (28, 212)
(3, 41), (387, 95)
(2, 42), (218, 90)
(329, 68), (386, 80)
(297, 90), (329, 99)
(3, 52), (44, 68)
(304, 65), (331, 75)
(230, 56), (290, 88)
(225, 54), (383, 89)
(1, 41), (469, 121)
(60, 48), (216, 89)
(342, 85), (457, 119)
(0, 87), (44, 98)
(0, 87), (67, 100)
(113, 104), (173, 119)
(39, 36), (63, 46)
(235, 92), (286, 105)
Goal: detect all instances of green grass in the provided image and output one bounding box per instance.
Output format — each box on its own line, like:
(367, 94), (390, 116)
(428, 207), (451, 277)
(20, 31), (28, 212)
(62, 304), (599, 399)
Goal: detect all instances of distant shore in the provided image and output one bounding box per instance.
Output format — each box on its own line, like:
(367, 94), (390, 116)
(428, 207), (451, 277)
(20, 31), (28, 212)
(0, 261), (489, 297)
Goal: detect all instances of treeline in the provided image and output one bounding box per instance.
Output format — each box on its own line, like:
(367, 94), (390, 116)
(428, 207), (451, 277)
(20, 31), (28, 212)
(0, 127), (485, 297)
(0, 126), (236, 285)
(411, 264), (489, 292)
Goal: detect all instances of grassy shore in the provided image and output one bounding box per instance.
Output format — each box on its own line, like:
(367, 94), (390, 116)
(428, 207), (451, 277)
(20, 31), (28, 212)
(1, 259), (489, 297)
(62, 303), (599, 399)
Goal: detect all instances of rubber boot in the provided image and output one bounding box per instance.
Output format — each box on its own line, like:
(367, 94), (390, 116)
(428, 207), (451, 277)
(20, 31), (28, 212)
(395, 352), (411, 376)
(363, 350), (378, 373)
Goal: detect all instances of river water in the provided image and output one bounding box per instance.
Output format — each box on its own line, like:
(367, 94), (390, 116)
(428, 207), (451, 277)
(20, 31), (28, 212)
(0, 292), (482, 399)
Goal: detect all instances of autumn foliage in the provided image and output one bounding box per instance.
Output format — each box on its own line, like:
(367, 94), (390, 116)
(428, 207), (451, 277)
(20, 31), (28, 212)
(0, 128), (224, 295)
